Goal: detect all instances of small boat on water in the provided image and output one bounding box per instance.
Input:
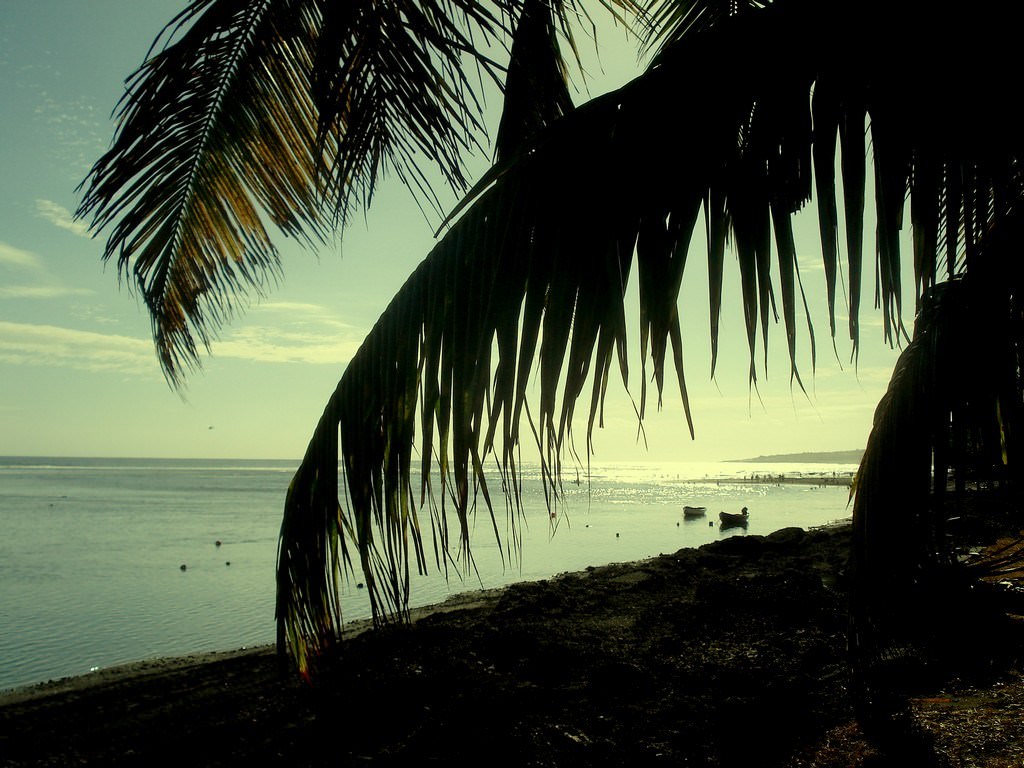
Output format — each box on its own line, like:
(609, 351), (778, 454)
(719, 507), (749, 529)
(683, 505), (707, 518)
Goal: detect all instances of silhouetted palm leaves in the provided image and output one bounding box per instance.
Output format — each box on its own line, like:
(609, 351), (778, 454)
(78, 0), (541, 384)
(279, 1), (1024, 674)
(80, 0), (1022, 677)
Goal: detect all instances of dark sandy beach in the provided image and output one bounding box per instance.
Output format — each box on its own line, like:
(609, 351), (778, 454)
(2, 524), (1022, 767)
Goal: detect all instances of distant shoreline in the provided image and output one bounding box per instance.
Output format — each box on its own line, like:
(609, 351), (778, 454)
(689, 472), (854, 488)
(726, 449), (864, 465)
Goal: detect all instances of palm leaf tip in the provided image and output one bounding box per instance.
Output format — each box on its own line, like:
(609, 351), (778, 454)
(276, 418), (349, 673)
(495, 0), (576, 162)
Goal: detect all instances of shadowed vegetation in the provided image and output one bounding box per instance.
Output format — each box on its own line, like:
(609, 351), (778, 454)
(80, 0), (1021, 711)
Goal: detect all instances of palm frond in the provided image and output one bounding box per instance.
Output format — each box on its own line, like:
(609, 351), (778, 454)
(278, 0), (1024, 673)
(311, 0), (511, 218)
(77, 0), (338, 385)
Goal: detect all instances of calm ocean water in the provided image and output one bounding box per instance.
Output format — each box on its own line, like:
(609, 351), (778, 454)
(0, 456), (855, 691)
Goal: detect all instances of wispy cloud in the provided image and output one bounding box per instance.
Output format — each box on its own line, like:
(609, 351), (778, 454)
(215, 326), (362, 365)
(0, 309), (365, 375)
(0, 285), (92, 299)
(68, 303), (122, 326)
(0, 240), (93, 300)
(797, 255), (826, 273)
(29, 86), (107, 179)
(0, 321), (155, 375)
(35, 199), (89, 237)
(256, 302), (331, 314)
(250, 302), (356, 331)
(213, 303), (364, 365)
(0, 241), (41, 269)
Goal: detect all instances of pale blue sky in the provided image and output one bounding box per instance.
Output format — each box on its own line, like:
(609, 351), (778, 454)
(0, 1), (904, 461)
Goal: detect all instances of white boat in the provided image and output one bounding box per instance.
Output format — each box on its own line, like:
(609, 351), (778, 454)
(683, 505), (707, 518)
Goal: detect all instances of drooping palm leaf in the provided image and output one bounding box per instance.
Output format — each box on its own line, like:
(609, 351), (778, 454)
(277, 0), (1024, 673)
(310, 0), (511, 216)
(78, 0), (340, 384)
(80, 0), (1023, 674)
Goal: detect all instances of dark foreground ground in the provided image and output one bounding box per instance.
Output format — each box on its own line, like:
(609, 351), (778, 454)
(2, 525), (1023, 767)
